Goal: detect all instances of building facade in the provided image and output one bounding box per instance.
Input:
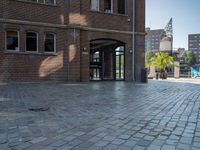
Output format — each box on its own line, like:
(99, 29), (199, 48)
(145, 28), (164, 52)
(0, 0), (145, 82)
(188, 34), (200, 64)
(145, 18), (173, 54)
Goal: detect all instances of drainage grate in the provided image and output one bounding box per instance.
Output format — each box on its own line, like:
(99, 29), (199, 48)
(28, 107), (49, 112)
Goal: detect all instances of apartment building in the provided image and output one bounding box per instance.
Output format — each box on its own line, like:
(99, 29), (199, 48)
(145, 18), (173, 54)
(145, 28), (164, 52)
(0, 0), (145, 82)
(188, 34), (200, 64)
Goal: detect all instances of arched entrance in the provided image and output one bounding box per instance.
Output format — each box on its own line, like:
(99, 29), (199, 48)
(90, 39), (125, 81)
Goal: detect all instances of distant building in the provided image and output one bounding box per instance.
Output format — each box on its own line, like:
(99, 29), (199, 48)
(173, 48), (190, 75)
(146, 18), (173, 54)
(188, 34), (200, 64)
(145, 28), (164, 52)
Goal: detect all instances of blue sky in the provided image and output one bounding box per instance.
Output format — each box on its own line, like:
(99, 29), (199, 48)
(146, 0), (200, 50)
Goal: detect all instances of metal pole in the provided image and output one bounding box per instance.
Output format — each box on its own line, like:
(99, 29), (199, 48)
(132, 0), (135, 81)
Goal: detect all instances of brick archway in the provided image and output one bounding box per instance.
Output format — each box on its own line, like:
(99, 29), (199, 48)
(89, 39), (125, 81)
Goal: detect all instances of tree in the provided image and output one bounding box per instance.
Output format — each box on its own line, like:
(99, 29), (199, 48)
(186, 51), (196, 66)
(151, 52), (174, 79)
(145, 50), (154, 69)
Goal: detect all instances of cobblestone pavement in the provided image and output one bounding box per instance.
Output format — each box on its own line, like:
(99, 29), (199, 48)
(0, 79), (200, 150)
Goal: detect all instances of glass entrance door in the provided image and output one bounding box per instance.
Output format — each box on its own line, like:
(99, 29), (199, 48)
(90, 51), (102, 80)
(115, 46), (125, 80)
(90, 40), (125, 81)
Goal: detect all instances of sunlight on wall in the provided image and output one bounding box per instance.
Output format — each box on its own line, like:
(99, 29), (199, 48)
(69, 44), (77, 62)
(39, 52), (63, 78)
(60, 14), (65, 25)
(69, 13), (88, 26)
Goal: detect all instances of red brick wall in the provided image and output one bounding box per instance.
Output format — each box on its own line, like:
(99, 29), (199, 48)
(0, 0), (145, 82)
(0, 23), (69, 82)
(135, 0), (146, 81)
(0, 0), (68, 24)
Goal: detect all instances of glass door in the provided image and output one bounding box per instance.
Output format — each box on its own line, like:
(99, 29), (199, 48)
(115, 46), (125, 80)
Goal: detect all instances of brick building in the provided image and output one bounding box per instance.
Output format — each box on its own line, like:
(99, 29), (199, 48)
(188, 34), (200, 64)
(0, 0), (145, 82)
(145, 28), (164, 52)
(145, 19), (173, 54)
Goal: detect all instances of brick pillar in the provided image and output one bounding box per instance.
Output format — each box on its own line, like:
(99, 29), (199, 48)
(67, 28), (81, 82)
(135, 0), (145, 82)
(80, 31), (90, 82)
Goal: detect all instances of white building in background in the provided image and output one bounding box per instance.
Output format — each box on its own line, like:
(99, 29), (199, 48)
(146, 18), (173, 53)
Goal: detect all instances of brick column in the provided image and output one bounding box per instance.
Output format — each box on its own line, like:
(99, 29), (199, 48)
(134, 0), (145, 82)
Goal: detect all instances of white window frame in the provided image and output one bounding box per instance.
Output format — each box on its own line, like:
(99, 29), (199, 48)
(104, 0), (113, 13)
(5, 30), (20, 51)
(25, 31), (39, 53)
(111, 0), (113, 13)
(43, 0), (56, 5)
(90, 0), (100, 11)
(44, 33), (56, 54)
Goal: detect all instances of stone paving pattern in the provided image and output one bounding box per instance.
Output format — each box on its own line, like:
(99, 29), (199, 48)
(0, 80), (200, 150)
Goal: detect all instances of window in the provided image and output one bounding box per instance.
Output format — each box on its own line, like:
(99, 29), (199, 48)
(45, 0), (55, 4)
(104, 0), (113, 13)
(90, 0), (99, 11)
(118, 0), (125, 14)
(6, 31), (19, 51)
(20, 0), (56, 5)
(193, 51), (197, 54)
(26, 32), (38, 52)
(44, 33), (56, 53)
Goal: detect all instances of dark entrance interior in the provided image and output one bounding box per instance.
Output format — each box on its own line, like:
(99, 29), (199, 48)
(90, 39), (125, 81)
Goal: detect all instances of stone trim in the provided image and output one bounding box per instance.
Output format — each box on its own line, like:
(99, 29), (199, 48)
(0, 18), (144, 35)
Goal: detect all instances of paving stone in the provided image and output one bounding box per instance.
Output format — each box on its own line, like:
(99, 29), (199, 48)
(52, 140), (67, 147)
(64, 135), (77, 141)
(17, 142), (32, 149)
(137, 140), (151, 147)
(30, 137), (47, 144)
(116, 145), (132, 150)
(161, 144), (175, 150)
(0, 144), (7, 150)
(89, 136), (102, 142)
(151, 139), (165, 146)
(95, 140), (110, 147)
(179, 137), (193, 144)
(124, 140), (137, 147)
(78, 141), (94, 148)
(133, 145), (146, 150)
(74, 131), (85, 136)
(1, 80), (200, 149)
(193, 142), (200, 148)
(118, 134), (131, 140)
(147, 144), (161, 150)
(111, 139), (125, 145)
(87, 145), (102, 150)
(103, 144), (118, 150)
(177, 143), (190, 150)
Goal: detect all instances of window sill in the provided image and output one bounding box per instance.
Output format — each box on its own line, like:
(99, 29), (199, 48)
(15, 0), (57, 7)
(89, 10), (128, 17)
(4, 50), (57, 56)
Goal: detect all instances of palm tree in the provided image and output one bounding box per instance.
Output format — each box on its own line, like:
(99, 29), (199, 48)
(145, 50), (154, 70)
(151, 52), (174, 79)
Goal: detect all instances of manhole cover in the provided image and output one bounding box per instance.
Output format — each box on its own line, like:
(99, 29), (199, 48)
(28, 107), (49, 112)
